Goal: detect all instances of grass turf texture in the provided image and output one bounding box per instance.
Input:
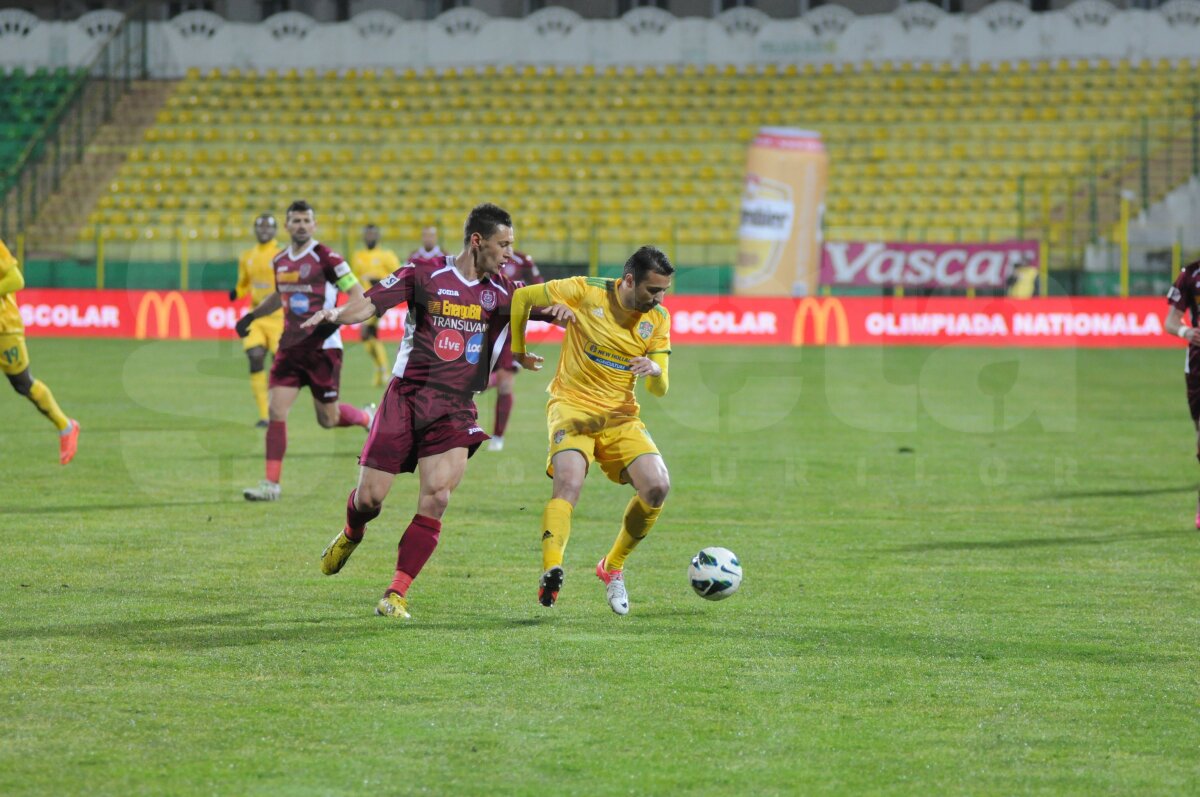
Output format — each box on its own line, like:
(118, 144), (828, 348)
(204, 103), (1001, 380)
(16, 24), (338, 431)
(1, 339), (1197, 795)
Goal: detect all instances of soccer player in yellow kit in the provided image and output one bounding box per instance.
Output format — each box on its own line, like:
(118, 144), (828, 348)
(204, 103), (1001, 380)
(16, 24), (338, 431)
(231, 215), (282, 427)
(510, 246), (673, 616)
(0, 237), (79, 464)
(350, 224), (401, 386)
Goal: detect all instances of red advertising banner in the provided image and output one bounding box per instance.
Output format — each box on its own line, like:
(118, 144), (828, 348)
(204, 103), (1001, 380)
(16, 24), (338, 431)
(15, 289), (1176, 348)
(821, 241), (1039, 289)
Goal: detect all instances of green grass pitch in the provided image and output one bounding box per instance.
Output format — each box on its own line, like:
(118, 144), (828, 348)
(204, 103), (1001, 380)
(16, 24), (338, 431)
(1, 339), (1197, 795)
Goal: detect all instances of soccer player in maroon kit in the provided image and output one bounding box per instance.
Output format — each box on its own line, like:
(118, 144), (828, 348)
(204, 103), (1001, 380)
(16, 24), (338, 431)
(303, 203), (570, 619)
(236, 200), (374, 502)
(484, 250), (544, 451)
(407, 225), (444, 268)
(1165, 263), (1200, 527)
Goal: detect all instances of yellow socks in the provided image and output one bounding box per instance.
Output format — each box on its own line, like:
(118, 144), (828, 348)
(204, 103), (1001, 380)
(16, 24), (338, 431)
(28, 379), (69, 431)
(366, 339), (388, 370)
(604, 495), (662, 571)
(250, 371), (269, 421)
(541, 498), (574, 571)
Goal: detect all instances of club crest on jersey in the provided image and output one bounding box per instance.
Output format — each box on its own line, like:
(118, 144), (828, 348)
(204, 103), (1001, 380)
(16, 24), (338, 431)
(289, 293), (310, 314)
(553, 429), (566, 444)
(638, 320), (653, 339)
(299, 263), (312, 279)
(480, 290), (497, 312)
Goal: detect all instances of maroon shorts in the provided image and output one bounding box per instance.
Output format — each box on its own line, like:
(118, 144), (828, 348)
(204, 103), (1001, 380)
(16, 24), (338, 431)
(359, 378), (489, 474)
(269, 346), (343, 403)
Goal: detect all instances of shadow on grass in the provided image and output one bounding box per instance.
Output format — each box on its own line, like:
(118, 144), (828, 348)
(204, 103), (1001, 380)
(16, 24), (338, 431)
(0, 499), (229, 515)
(884, 528), (1192, 553)
(0, 609), (561, 648)
(1034, 485), (1195, 501)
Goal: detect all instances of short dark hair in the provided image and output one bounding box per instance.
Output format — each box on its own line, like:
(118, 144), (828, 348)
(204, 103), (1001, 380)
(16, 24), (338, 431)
(363, 223), (378, 231)
(624, 246), (674, 283)
(463, 203), (512, 245)
(287, 199), (314, 218)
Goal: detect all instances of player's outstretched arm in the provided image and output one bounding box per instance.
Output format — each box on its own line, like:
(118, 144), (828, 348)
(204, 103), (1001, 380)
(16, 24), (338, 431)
(235, 292), (281, 337)
(510, 283), (554, 370)
(302, 293), (377, 329)
(1166, 307), (1198, 345)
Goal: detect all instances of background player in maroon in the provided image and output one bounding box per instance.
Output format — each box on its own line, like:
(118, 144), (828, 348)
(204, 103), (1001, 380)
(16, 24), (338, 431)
(302, 203), (570, 619)
(408, 225), (444, 268)
(1164, 263), (1200, 527)
(484, 250), (544, 451)
(236, 200), (374, 502)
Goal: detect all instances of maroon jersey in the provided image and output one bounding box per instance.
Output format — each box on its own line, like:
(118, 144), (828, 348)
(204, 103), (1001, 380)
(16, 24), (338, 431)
(365, 256), (519, 393)
(274, 241), (354, 351)
(1169, 261), (1200, 377)
(499, 251), (543, 285)
(408, 246), (445, 269)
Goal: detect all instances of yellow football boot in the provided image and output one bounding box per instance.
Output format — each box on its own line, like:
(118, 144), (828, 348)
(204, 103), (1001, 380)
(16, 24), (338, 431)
(320, 529), (360, 576)
(375, 592), (411, 619)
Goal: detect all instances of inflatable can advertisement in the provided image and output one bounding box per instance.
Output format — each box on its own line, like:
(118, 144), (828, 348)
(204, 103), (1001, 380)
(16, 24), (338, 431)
(735, 128), (828, 297)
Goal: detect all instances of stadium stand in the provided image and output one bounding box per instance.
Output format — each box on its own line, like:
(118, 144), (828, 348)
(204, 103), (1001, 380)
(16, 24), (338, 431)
(78, 58), (1195, 268)
(0, 67), (81, 178)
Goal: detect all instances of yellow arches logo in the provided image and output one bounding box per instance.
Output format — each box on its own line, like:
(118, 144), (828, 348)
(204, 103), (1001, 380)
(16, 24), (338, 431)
(135, 292), (191, 339)
(792, 297), (848, 346)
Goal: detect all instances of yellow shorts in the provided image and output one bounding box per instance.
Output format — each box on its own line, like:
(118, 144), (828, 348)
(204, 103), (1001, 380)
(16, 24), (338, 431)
(243, 314), (283, 354)
(0, 332), (29, 376)
(546, 399), (660, 484)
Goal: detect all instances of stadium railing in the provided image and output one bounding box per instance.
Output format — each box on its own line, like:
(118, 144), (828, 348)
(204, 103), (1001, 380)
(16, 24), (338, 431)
(0, 2), (149, 250)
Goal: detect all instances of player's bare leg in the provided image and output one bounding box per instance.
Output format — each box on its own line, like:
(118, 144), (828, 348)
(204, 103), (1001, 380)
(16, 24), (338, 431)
(539, 450), (586, 607)
(596, 455), (671, 616)
(313, 394), (374, 431)
(322, 464), (396, 575)
(487, 369), (515, 451)
(244, 385), (300, 500)
(375, 448), (469, 619)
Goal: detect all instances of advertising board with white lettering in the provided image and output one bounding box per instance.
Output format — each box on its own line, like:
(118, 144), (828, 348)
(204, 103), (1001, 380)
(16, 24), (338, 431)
(15, 290), (1177, 349)
(820, 241), (1039, 289)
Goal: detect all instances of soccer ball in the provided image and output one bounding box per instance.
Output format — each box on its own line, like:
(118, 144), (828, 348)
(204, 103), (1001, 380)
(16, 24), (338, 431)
(688, 547), (742, 601)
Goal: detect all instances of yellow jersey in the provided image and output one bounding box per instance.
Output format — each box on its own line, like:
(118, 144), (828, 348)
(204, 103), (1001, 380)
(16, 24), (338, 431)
(235, 240), (282, 311)
(351, 247), (402, 288)
(0, 239), (24, 336)
(533, 276), (671, 415)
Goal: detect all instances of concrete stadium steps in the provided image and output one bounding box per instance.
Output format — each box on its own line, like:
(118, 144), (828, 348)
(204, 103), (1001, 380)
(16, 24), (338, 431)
(25, 81), (175, 257)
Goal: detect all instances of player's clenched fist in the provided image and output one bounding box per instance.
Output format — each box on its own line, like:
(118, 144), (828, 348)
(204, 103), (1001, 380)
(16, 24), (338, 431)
(628, 356), (662, 378)
(301, 307), (340, 329)
(234, 314), (254, 338)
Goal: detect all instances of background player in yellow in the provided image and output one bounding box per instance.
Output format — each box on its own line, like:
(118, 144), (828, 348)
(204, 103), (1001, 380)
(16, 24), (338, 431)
(230, 214), (282, 427)
(0, 237), (80, 464)
(510, 246), (674, 616)
(350, 224), (401, 386)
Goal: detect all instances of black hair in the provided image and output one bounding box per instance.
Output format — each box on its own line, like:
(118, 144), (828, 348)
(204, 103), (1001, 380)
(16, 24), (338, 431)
(286, 199), (314, 218)
(623, 245), (675, 283)
(463, 203), (512, 245)
(363, 223), (379, 231)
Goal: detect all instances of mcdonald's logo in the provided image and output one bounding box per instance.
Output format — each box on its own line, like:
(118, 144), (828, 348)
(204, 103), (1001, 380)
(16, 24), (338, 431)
(135, 291), (191, 340)
(792, 297), (848, 346)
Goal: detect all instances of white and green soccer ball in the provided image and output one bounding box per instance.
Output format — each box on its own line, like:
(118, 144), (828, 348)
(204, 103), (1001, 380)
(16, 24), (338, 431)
(688, 547), (742, 601)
